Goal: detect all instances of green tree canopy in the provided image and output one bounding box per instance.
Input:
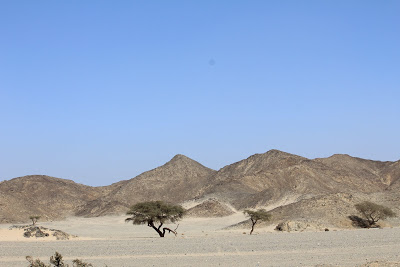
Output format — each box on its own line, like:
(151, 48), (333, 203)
(355, 201), (396, 228)
(244, 209), (271, 235)
(126, 201), (185, 237)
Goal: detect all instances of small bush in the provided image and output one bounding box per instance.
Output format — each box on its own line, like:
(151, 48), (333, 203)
(26, 256), (49, 267)
(72, 259), (93, 267)
(26, 252), (93, 267)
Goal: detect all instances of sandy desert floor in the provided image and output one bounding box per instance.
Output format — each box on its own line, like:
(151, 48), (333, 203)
(1, 213), (400, 267)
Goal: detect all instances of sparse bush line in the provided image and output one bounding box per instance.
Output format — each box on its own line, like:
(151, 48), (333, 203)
(26, 252), (94, 267)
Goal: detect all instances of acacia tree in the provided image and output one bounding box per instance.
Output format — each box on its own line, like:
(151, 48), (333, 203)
(355, 201), (396, 228)
(125, 201), (185, 237)
(244, 209), (271, 235)
(29, 216), (41, 226)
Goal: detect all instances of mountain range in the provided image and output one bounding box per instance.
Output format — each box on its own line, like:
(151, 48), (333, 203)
(1, 150), (399, 228)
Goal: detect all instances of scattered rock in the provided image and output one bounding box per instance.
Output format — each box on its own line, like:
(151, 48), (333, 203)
(9, 225), (76, 239)
(275, 221), (322, 232)
(52, 229), (74, 240)
(23, 226), (49, 238)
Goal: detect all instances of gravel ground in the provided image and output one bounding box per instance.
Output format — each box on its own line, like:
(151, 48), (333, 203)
(1, 216), (400, 266)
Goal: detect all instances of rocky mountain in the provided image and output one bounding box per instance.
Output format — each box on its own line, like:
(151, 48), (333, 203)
(0, 175), (103, 223)
(1, 150), (399, 226)
(199, 150), (396, 209)
(75, 154), (216, 216)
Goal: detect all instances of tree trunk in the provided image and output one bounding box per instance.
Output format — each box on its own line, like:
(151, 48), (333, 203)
(250, 219), (257, 235)
(148, 222), (165, 237)
(148, 222), (179, 237)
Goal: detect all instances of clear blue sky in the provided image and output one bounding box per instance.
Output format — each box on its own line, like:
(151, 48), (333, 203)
(1, 1), (399, 186)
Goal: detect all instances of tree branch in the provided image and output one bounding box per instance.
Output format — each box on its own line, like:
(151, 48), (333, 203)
(162, 227), (178, 236)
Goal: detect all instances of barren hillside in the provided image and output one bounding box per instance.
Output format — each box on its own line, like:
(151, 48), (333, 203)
(1, 150), (399, 225)
(0, 175), (102, 223)
(76, 154), (216, 216)
(199, 150), (396, 209)
(186, 199), (235, 217)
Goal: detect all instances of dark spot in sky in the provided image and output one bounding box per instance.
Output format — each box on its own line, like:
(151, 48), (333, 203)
(208, 59), (216, 66)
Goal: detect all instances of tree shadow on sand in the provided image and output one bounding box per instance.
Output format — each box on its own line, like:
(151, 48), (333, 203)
(348, 215), (375, 228)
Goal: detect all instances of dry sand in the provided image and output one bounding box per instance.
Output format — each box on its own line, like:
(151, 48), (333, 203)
(1, 213), (400, 266)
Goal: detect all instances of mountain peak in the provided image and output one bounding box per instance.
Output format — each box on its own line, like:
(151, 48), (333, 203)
(330, 154), (352, 158)
(170, 154), (192, 161)
(166, 154), (199, 166)
(265, 149), (293, 156)
(262, 149), (307, 160)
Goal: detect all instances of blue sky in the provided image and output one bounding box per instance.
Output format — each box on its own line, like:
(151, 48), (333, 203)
(1, 1), (399, 186)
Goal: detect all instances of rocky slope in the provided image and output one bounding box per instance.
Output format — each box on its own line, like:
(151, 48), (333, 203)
(74, 154), (216, 216)
(199, 150), (396, 209)
(1, 150), (399, 226)
(186, 199), (235, 217)
(0, 175), (103, 223)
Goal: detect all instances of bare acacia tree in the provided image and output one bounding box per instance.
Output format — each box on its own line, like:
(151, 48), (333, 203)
(126, 201), (185, 237)
(355, 201), (396, 228)
(29, 216), (41, 226)
(244, 209), (271, 235)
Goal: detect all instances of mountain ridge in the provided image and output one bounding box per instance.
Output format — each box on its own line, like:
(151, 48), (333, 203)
(1, 150), (399, 226)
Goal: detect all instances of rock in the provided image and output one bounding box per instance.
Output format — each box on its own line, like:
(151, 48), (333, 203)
(52, 230), (72, 240)
(15, 225), (74, 239)
(275, 221), (317, 232)
(23, 226), (49, 238)
(23, 231), (31, 238)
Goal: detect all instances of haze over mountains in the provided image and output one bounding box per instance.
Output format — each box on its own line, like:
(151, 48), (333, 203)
(1, 150), (399, 228)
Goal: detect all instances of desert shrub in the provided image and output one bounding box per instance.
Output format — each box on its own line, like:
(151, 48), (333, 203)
(29, 215), (41, 226)
(26, 256), (49, 267)
(26, 252), (93, 267)
(72, 259), (93, 267)
(50, 252), (66, 267)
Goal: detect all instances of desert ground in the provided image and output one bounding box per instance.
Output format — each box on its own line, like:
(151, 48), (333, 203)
(1, 213), (400, 267)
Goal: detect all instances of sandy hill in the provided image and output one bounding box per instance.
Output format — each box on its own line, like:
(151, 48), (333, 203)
(186, 199), (235, 217)
(1, 150), (399, 226)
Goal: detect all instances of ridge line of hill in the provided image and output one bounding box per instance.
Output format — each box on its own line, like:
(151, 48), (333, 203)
(1, 149), (399, 225)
